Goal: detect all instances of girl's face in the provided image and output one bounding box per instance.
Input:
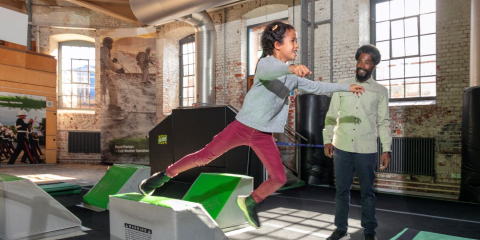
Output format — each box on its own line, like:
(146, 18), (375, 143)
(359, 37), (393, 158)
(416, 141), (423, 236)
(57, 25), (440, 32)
(274, 29), (299, 62)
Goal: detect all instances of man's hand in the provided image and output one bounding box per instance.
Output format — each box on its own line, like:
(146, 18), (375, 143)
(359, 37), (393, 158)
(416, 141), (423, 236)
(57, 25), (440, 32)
(112, 58), (118, 63)
(324, 143), (334, 158)
(349, 84), (365, 96)
(379, 152), (390, 170)
(28, 118), (33, 123)
(116, 68), (125, 74)
(289, 64), (312, 77)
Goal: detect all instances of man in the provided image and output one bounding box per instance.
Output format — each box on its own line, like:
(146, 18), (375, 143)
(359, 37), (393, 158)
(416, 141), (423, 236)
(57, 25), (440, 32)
(323, 45), (392, 240)
(136, 47), (153, 84)
(8, 110), (33, 164)
(100, 37), (125, 111)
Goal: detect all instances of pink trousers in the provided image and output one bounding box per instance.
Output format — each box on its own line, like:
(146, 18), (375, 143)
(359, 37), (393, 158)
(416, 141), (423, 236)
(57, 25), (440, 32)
(166, 120), (286, 203)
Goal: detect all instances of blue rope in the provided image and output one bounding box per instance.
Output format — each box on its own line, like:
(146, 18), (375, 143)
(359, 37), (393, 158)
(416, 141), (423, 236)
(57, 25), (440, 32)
(276, 142), (324, 148)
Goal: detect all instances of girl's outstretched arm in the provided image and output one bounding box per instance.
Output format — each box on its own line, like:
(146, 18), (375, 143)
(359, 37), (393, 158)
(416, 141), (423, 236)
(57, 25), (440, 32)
(296, 77), (365, 95)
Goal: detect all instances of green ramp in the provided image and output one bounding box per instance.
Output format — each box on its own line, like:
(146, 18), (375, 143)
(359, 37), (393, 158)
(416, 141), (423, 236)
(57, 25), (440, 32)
(0, 173), (82, 240)
(391, 228), (476, 240)
(83, 164), (150, 211)
(39, 182), (81, 196)
(182, 173), (253, 229)
(109, 193), (228, 240)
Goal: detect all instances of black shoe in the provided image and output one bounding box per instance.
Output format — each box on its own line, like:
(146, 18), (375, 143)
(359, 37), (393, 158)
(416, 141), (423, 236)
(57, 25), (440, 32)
(138, 171), (171, 196)
(364, 234), (377, 240)
(236, 195), (260, 228)
(327, 229), (350, 240)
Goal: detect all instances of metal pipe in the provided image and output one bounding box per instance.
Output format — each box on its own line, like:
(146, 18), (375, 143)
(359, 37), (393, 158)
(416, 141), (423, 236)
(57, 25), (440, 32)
(310, 0), (314, 80)
(26, 0), (32, 51)
(179, 11), (216, 105)
(36, 25), (40, 52)
(224, 8), (227, 104)
(301, 0), (308, 66)
(471, 0), (480, 87)
(130, 0), (239, 26)
(330, 0), (333, 83)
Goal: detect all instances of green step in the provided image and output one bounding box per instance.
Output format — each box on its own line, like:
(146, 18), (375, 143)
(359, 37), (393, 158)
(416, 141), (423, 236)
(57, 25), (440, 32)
(83, 164), (150, 210)
(0, 173), (24, 182)
(38, 182), (81, 196)
(113, 193), (200, 209)
(182, 173), (243, 219)
(391, 228), (476, 240)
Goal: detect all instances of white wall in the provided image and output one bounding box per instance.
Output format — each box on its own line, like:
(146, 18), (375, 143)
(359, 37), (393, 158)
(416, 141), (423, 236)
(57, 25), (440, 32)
(0, 7), (28, 46)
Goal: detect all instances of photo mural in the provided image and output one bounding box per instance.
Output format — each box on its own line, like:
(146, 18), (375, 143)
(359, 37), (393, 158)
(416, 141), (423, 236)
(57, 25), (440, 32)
(99, 27), (156, 164)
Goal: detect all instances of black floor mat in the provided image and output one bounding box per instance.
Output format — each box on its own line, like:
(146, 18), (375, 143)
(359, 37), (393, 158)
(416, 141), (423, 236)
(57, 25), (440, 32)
(53, 184), (480, 239)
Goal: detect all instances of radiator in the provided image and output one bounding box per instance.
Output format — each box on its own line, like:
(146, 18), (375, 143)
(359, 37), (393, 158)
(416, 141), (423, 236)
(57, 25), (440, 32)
(377, 137), (435, 176)
(68, 132), (101, 153)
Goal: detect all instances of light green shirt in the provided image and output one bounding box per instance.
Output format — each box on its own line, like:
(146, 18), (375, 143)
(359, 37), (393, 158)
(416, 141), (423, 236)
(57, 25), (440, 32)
(323, 77), (392, 153)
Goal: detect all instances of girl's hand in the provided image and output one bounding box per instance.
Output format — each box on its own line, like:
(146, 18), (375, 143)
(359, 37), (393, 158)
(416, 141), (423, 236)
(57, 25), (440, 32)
(289, 64), (312, 77)
(349, 84), (365, 95)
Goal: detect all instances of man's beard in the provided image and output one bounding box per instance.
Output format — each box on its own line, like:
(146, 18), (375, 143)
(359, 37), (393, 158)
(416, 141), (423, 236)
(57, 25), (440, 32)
(356, 68), (372, 82)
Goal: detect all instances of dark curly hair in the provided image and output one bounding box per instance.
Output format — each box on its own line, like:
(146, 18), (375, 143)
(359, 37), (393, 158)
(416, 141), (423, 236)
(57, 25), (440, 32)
(355, 44), (381, 65)
(260, 21), (295, 58)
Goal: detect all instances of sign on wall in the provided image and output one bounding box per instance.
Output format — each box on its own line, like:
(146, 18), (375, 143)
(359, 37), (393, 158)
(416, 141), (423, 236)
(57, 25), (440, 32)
(0, 92), (46, 165)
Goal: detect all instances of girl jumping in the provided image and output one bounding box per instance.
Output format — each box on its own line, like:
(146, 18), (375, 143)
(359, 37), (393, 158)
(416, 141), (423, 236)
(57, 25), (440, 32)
(139, 21), (365, 228)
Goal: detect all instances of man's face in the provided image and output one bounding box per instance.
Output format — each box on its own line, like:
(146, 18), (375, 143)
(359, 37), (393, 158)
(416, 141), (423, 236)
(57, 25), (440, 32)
(356, 53), (376, 82)
(19, 115), (26, 120)
(146, 49), (151, 55)
(105, 42), (112, 50)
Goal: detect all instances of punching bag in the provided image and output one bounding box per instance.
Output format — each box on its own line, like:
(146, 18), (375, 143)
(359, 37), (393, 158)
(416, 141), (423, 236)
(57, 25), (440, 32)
(459, 86), (480, 203)
(295, 94), (334, 186)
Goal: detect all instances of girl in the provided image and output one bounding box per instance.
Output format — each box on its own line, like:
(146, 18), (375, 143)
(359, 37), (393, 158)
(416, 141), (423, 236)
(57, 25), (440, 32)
(139, 21), (364, 228)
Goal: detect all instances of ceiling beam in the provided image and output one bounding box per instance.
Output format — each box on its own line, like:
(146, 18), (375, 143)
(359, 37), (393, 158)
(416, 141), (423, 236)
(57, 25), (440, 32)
(81, 0), (129, 4)
(0, 0), (27, 14)
(64, 0), (144, 26)
(36, 0), (58, 6)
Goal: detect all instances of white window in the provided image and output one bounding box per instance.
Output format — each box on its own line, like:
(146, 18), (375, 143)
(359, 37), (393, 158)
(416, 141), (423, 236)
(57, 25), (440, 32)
(373, 0), (436, 100)
(179, 35), (195, 107)
(58, 41), (95, 109)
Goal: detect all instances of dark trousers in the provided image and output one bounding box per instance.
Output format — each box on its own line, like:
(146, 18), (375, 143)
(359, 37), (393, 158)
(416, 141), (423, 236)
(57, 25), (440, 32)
(334, 148), (378, 235)
(8, 136), (29, 164)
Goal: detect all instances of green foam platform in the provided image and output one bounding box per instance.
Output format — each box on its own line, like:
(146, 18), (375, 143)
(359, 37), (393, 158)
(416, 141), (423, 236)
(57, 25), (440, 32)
(39, 182), (81, 196)
(109, 193), (227, 240)
(182, 173), (253, 229)
(391, 228), (476, 240)
(83, 164), (150, 210)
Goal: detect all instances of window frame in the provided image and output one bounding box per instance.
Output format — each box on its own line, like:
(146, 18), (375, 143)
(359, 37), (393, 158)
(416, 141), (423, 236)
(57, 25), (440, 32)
(370, 0), (436, 102)
(179, 34), (195, 107)
(58, 41), (96, 109)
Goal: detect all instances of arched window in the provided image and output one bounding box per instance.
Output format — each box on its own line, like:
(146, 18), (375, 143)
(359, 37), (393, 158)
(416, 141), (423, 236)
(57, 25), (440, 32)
(58, 41), (95, 109)
(179, 34), (195, 107)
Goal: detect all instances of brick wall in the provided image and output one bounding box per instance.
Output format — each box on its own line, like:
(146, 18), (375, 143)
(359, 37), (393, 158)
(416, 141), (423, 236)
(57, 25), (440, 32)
(155, 23), (194, 123)
(32, 5), (138, 28)
(31, 0), (472, 192)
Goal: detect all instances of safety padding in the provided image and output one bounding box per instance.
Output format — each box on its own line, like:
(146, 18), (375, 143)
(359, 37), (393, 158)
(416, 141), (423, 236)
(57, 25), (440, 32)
(83, 164), (150, 210)
(182, 173), (253, 229)
(0, 173), (82, 240)
(109, 193), (228, 240)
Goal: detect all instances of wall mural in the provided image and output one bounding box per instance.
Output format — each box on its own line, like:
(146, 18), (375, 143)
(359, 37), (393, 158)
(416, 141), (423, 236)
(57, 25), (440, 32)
(99, 28), (156, 164)
(0, 92), (46, 165)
